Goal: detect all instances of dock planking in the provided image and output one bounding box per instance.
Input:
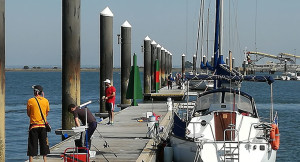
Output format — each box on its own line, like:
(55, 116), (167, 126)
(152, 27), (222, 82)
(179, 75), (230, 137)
(28, 85), (183, 162)
(42, 102), (173, 162)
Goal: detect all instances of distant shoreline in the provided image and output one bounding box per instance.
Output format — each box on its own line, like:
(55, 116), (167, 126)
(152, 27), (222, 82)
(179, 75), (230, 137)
(5, 67), (185, 72)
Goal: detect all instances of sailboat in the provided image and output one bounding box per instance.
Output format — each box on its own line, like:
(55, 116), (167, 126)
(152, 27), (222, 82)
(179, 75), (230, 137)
(169, 0), (279, 161)
(188, 1), (214, 91)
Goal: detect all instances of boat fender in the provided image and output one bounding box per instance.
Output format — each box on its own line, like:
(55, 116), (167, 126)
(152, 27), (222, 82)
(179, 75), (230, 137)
(269, 124), (280, 150)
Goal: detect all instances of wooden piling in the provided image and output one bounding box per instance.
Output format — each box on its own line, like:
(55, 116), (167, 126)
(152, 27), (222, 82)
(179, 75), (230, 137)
(243, 60), (247, 75)
(156, 44), (161, 89)
(121, 21), (131, 105)
(62, 0), (81, 132)
(143, 36), (151, 94)
(193, 55), (196, 73)
(202, 55), (207, 65)
(151, 40), (157, 92)
(161, 47), (166, 86)
(0, 0), (5, 160)
(182, 54), (185, 75)
(165, 50), (169, 76)
(170, 53), (173, 74)
(100, 7), (114, 112)
(226, 57), (229, 66)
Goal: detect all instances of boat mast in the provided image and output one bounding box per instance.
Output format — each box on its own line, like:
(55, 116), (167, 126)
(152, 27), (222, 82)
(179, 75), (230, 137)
(213, 0), (220, 69)
(213, 0), (221, 89)
(196, 0), (205, 74)
(219, 0), (224, 64)
(200, 0), (205, 73)
(206, 8), (209, 74)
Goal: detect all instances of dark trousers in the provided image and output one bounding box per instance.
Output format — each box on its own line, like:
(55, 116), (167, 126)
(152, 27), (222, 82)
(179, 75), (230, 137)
(168, 81), (172, 89)
(80, 122), (97, 149)
(27, 127), (50, 156)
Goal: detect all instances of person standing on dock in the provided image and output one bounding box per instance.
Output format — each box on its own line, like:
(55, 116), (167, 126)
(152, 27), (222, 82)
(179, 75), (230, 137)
(102, 79), (116, 125)
(68, 104), (97, 149)
(168, 73), (173, 89)
(27, 85), (50, 162)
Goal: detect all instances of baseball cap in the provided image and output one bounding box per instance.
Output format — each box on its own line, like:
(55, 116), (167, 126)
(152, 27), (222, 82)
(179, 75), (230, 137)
(104, 79), (111, 84)
(32, 85), (43, 92)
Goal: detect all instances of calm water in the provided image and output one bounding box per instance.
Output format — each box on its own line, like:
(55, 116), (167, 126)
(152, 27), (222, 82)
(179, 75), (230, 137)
(5, 71), (300, 161)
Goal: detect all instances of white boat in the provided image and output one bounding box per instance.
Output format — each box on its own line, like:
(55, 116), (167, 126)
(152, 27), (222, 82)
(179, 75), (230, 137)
(280, 72), (290, 80)
(287, 72), (300, 80)
(170, 80), (279, 161)
(169, 0), (279, 160)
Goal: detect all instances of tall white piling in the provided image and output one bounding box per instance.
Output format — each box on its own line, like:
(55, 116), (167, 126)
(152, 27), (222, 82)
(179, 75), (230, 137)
(100, 7), (114, 112)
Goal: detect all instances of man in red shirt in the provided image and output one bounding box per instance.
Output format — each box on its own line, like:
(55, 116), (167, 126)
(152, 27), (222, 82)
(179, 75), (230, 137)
(102, 79), (116, 125)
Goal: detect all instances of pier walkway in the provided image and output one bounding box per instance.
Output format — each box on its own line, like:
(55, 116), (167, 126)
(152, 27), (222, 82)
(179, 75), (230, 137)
(32, 85), (184, 162)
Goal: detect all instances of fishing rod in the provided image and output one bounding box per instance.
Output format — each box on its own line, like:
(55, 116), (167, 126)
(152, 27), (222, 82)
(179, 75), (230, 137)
(91, 143), (109, 162)
(95, 129), (117, 158)
(80, 99), (117, 158)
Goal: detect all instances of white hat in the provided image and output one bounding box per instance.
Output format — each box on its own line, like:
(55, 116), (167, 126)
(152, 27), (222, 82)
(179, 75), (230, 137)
(104, 79), (111, 84)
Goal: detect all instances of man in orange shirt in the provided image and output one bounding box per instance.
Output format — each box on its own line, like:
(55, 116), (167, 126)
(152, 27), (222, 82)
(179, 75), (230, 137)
(27, 85), (50, 162)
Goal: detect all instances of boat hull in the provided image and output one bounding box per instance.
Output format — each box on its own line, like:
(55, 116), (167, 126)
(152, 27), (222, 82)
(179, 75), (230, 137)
(170, 135), (277, 162)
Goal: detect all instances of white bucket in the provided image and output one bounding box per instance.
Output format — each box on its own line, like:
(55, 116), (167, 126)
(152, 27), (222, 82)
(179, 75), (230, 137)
(164, 147), (173, 162)
(146, 112), (153, 118)
(149, 115), (156, 122)
(89, 151), (96, 157)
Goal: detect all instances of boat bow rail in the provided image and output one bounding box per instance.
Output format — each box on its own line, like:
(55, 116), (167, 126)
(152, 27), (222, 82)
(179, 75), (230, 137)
(186, 74), (274, 85)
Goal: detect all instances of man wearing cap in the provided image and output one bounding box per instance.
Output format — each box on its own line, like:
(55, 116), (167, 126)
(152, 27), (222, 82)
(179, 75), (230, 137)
(68, 104), (97, 149)
(27, 85), (50, 162)
(102, 79), (116, 125)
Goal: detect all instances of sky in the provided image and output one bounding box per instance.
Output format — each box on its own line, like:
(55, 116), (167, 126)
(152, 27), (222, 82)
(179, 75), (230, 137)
(4, 0), (300, 68)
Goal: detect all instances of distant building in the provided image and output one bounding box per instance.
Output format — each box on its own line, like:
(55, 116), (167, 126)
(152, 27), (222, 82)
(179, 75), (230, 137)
(23, 66), (29, 69)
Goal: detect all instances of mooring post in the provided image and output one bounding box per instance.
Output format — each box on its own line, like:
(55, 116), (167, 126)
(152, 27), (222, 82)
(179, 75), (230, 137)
(155, 59), (160, 93)
(170, 53), (173, 74)
(232, 57), (235, 69)
(226, 57), (229, 66)
(203, 55), (208, 74)
(150, 40), (157, 92)
(202, 55), (207, 65)
(165, 50), (169, 77)
(182, 54), (185, 75)
(100, 7), (114, 113)
(193, 55), (196, 73)
(143, 36), (151, 95)
(156, 44), (161, 89)
(0, 0), (5, 159)
(121, 21), (131, 105)
(62, 0), (81, 134)
(161, 47), (166, 86)
(243, 60), (247, 75)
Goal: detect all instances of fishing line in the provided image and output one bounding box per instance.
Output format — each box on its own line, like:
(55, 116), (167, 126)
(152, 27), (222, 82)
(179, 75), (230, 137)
(91, 143), (109, 162)
(95, 129), (118, 157)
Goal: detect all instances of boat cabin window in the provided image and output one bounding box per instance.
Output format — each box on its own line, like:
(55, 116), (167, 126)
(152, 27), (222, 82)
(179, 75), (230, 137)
(196, 91), (254, 114)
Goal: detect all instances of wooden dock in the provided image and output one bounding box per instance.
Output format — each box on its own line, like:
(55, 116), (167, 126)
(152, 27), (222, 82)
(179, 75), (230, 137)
(143, 84), (186, 101)
(30, 86), (184, 162)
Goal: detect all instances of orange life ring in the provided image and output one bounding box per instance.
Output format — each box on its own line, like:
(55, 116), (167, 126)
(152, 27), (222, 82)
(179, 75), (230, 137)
(269, 124), (280, 150)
